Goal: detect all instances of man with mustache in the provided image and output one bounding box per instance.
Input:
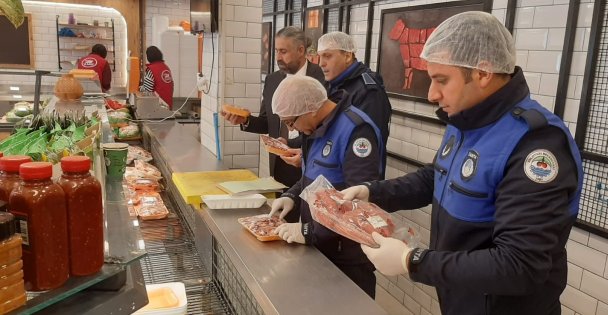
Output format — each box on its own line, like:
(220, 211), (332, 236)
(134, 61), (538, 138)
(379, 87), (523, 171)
(221, 27), (324, 223)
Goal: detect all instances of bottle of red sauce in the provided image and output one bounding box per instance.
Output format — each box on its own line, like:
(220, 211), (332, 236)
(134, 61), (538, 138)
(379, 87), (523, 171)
(58, 156), (104, 276)
(0, 156), (33, 205)
(9, 162), (69, 291)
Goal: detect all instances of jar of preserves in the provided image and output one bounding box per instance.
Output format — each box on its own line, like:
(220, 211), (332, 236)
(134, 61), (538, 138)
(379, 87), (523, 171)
(0, 155), (32, 205)
(0, 212), (25, 312)
(58, 156), (103, 276)
(9, 162), (69, 291)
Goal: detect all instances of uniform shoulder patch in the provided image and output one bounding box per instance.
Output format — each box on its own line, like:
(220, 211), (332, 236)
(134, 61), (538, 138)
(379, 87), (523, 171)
(352, 138), (372, 158)
(361, 73), (376, 86)
(524, 149), (559, 183)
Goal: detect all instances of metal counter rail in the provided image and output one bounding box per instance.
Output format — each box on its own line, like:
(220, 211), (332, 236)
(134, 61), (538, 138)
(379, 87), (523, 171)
(143, 122), (388, 315)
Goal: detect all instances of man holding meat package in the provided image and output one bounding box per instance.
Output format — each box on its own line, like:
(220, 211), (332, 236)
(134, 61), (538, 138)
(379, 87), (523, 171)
(268, 75), (384, 298)
(341, 12), (583, 315)
(221, 27), (324, 207)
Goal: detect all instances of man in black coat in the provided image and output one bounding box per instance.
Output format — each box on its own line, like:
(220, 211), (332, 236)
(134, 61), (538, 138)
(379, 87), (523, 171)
(317, 32), (392, 177)
(221, 27), (324, 221)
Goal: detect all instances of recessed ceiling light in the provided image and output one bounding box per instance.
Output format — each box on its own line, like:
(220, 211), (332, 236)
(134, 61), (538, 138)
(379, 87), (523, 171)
(9, 86), (19, 91)
(12, 95), (22, 99)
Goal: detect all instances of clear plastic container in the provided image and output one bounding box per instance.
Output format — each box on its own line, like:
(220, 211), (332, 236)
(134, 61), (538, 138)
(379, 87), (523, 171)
(9, 162), (69, 291)
(58, 156), (103, 276)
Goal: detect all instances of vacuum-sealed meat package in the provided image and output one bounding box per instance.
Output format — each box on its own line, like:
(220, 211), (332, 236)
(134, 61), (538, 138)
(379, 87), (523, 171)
(300, 175), (419, 248)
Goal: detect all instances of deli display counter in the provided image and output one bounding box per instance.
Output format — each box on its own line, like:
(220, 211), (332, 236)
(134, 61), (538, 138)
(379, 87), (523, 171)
(141, 121), (388, 315)
(5, 96), (148, 314)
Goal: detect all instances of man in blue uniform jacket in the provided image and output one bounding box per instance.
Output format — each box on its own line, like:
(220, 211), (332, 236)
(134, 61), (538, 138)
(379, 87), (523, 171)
(267, 75), (385, 298)
(342, 12), (583, 315)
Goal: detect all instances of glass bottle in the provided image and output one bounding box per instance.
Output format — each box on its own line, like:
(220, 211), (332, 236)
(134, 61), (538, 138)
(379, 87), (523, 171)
(9, 162), (69, 291)
(58, 156), (104, 276)
(0, 155), (32, 205)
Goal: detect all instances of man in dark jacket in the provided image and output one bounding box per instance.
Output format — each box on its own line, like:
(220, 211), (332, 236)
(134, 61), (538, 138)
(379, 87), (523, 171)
(342, 12), (583, 315)
(221, 27), (324, 202)
(268, 75), (384, 298)
(317, 32), (392, 176)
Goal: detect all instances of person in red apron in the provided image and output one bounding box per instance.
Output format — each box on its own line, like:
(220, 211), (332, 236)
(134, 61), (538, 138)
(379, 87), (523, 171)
(139, 46), (174, 109)
(78, 44), (111, 92)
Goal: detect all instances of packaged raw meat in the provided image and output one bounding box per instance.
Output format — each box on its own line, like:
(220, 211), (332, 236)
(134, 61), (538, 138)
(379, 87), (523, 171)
(134, 160), (162, 178)
(237, 214), (285, 241)
(260, 134), (291, 156)
(127, 146), (153, 164)
(300, 175), (420, 248)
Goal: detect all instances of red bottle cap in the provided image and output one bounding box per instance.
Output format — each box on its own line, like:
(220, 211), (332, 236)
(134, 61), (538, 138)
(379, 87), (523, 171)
(61, 156), (91, 173)
(19, 162), (53, 180)
(0, 155), (33, 172)
(0, 152), (3, 157)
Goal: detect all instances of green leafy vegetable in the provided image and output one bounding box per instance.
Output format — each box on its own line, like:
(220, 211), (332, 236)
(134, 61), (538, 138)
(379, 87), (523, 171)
(0, 0), (25, 29)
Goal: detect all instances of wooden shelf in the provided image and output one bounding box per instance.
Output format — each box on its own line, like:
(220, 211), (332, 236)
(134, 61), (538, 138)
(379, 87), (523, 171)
(59, 48), (114, 53)
(58, 23), (112, 30)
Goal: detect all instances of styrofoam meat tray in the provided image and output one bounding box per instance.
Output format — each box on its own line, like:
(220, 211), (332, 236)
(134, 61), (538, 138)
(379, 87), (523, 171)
(133, 282), (187, 315)
(202, 194), (267, 209)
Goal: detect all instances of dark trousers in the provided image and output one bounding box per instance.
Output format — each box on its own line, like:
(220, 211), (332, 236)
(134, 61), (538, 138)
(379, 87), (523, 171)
(336, 262), (376, 298)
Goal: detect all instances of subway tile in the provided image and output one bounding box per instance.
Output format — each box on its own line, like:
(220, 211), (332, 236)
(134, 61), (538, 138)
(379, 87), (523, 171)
(418, 147), (436, 164)
(223, 140), (245, 155)
(583, 28), (592, 51)
(410, 209), (431, 231)
(232, 97), (260, 110)
(247, 23), (262, 39)
(561, 284), (598, 315)
(403, 142), (419, 161)
(232, 126), (260, 141)
(412, 285), (432, 312)
(533, 5), (568, 28)
(598, 302), (608, 315)
(547, 28), (566, 51)
(589, 234), (608, 256)
(561, 305), (575, 315)
(570, 51), (588, 76)
(431, 299), (441, 315)
(224, 83), (246, 98)
(233, 68), (261, 84)
(521, 0), (553, 6)
(580, 270), (608, 305)
(514, 7), (535, 28)
(234, 6), (262, 23)
(387, 138), (401, 154)
(387, 281), (405, 304)
(245, 83), (261, 98)
(403, 290), (422, 315)
(492, 9), (506, 25)
(516, 51), (529, 69)
(539, 73), (559, 96)
(569, 227), (590, 245)
(232, 154), (259, 168)
(567, 240), (607, 276)
(411, 129), (430, 147)
(428, 134), (443, 151)
(577, 3), (595, 28)
(515, 28), (549, 50)
(225, 52), (247, 68)
(248, 0), (263, 8)
(566, 76), (577, 99)
(396, 274), (414, 295)
(376, 271), (390, 289)
(233, 38), (261, 53)
(224, 5), (235, 21)
(526, 51), (561, 73)
(225, 21), (248, 37)
(493, 0), (508, 9)
(244, 141), (260, 155)
(568, 262), (583, 288)
(394, 124), (413, 142)
(563, 99), (580, 124)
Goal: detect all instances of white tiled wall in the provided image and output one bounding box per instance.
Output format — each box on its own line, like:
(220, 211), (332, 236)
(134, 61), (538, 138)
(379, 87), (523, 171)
(144, 0), (191, 48)
(200, 0), (262, 174)
(0, 1), (128, 91)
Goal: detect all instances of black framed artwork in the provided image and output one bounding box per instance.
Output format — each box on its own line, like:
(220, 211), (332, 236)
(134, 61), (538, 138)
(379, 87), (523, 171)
(261, 21), (272, 75)
(304, 8), (324, 65)
(377, 0), (493, 102)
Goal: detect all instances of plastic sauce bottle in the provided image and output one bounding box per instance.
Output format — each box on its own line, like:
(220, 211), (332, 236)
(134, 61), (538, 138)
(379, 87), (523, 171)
(58, 156), (104, 276)
(9, 162), (69, 291)
(0, 155), (33, 206)
(0, 212), (26, 313)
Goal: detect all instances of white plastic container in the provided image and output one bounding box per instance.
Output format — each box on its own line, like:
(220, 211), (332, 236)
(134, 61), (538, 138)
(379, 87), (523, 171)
(202, 194), (267, 209)
(133, 282), (187, 315)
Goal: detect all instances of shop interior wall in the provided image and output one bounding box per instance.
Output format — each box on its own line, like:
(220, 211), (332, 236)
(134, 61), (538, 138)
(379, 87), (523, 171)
(0, 1), (128, 93)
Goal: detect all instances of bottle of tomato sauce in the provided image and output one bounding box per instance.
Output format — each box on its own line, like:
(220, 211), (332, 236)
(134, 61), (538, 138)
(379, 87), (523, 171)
(9, 162), (69, 291)
(0, 156), (33, 205)
(58, 156), (103, 276)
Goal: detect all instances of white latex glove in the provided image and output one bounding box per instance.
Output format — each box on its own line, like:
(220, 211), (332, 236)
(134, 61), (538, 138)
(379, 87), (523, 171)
(341, 185), (370, 201)
(274, 223), (305, 244)
(268, 197), (295, 219)
(361, 232), (413, 276)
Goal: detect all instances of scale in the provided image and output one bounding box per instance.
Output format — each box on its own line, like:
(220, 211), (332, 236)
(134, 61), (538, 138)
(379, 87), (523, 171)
(132, 91), (177, 119)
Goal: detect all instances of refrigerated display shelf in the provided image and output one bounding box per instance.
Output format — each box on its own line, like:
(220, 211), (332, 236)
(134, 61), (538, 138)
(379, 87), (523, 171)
(137, 187), (234, 314)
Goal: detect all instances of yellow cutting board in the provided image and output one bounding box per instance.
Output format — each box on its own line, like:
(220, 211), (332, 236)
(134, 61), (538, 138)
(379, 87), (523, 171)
(172, 169), (260, 208)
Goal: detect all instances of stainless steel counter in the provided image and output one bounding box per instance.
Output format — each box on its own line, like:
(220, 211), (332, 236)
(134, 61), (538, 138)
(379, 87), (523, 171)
(144, 122), (387, 315)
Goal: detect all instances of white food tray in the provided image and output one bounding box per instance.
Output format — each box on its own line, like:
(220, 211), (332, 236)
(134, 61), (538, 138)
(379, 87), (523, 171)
(133, 282), (187, 315)
(202, 194), (267, 209)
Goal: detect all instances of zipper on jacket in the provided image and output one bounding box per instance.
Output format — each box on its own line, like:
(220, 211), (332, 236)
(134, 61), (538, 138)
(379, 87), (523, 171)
(313, 159), (339, 169)
(434, 164), (448, 177)
(449, 182), (488, 198)
(337, 240), (342, 252)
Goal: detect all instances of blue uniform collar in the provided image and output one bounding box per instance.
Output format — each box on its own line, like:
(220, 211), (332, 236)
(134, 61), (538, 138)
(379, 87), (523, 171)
(328, 61), (360, 93)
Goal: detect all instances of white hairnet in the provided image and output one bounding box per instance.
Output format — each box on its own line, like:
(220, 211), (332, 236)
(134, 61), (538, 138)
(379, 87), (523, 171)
(318, 31), (357, 53)
(272, 76), (328, 118)
(421, 11), (516, 74)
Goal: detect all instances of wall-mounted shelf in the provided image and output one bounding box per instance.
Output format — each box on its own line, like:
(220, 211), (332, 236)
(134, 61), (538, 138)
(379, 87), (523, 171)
(59, 48), (114, 53)
(56, 15), (115, 72)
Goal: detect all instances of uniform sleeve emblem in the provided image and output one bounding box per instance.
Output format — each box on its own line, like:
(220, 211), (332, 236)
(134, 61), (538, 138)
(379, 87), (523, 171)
(352, 138), (372, 158)
(524, 149), (558, 183)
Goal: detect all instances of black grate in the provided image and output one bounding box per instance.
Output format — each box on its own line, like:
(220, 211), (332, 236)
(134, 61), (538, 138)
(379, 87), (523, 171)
(263, 0), (274, 14)
(277, 0), (286, 12)
(578, 2), (608, 234)
(327, 8), (340, 32)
